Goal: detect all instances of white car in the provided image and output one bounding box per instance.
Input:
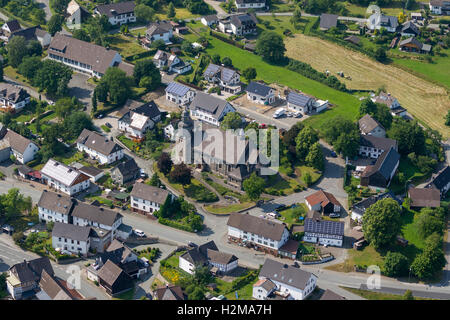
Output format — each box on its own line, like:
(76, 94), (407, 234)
(134, 229), (145, 237)
(141, 257), (150, 267)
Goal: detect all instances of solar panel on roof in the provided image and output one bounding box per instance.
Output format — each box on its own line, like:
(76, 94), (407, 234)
(166, 82), (190, 96)
(287, 92), (312, 107)
(221, 68), (236, 83)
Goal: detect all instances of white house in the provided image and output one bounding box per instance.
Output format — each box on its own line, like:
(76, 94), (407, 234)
(0, 83), (31, 112)
(37, 190), (74, 224)
(227, 213), (290, 256)
(203, 63), (241, 94)
(371, 92), (407, 117)
(359, 135), (397, 159)
(367, 13), (398, 32)
(286, 91), (315, 114)
(429, 0), (450, 15)
(66, 0), (90, 30)
(153, 50), (191, 74)
(76, 129), (124, 165)
(78, 166), (105, 183)
(8, 26), (51, 47)
(190, 92), (236, 126)
(254, 259), (317, 300)
(426, 165), (450, 199)
(130, 182), (170, 216)
(1, 20), (21, 38)
(165, 82), (196, 106)
(201, 15), (219, 27)
(235, 0), (266, 11)
(118, 101), (161, 139)
(2, 129), (38, 164)
(145, 21), (173, 45)
(164, 123), (176, 141)
(94, 1), (136, 26)
(218, 13), (258, 36)
(359, 114), (386, 138)
(246, 81), (275, 105)
(52, 222), (92, 256)
(40, 159), (91, 196)
(303, 217), (344, 247)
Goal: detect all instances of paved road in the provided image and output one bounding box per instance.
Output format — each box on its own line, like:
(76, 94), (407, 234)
(35, 0), (52, 22)
(204, 0), (227, 16)
(255, 11), (367, 23)
(4, 76), (51, 103)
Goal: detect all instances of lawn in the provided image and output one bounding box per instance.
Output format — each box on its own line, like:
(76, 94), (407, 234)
(341, 0), (421, 17)
(264, 173), (302, 196)
(325, 245), (385, 273)
(54, 150), (89, 166)
(295, 165), (322, 186)
(113, 286), (136, 300)
(183, 179), (219, 203)
(3, 66), (39, 92)
(108, 34), (147, 58)
(224, 282), (254, 300)
(164, 251), (186, 269)
(341, 286), (434, 300)
(204, 202), (255, 214)
(389, 157), (432, 194)
(155, 7), (201, 20)
(277, 203), (308, 227)
(257, 15), (312, 36)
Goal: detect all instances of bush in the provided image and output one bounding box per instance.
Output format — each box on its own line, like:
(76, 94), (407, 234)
(384, 251), (409, 277)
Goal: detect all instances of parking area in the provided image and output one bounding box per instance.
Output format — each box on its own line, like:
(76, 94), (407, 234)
(68, 73), (95, 111)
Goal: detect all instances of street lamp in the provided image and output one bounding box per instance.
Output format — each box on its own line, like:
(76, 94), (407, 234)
(408, 267), (412, 282)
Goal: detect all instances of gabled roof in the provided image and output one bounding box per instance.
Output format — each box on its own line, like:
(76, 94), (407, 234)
(203, 63), (239, 83)
(95, 1), (135, 17)
(37, 190), (73, 215)
(362, 147), (400, 181)
(230, 13), (258, 27)
(0, 82), (30, 104)
(41, 159), (90, 187)
(190, 92), (233, 120)
(319, 13), (338, 30)
(97, 260), (128, 287)
(428, 166), (450, 191)
(79, 166), (103, 178)
(206, 249), (238, 265)
(235, 0), (265, 3)
(287, 91), (314, 107)
(373, 92), (398, 108)
(246, 81), (273, 97)
(304, 218), (344, 236)
(71, 202), (122, 227)
(359, 114), (385, 134)
(305, 190), (341, 208)
(146, 21), (173, 36)
(360, 135), (397, 151)
(10, 26), (49, 41)
(4, 129), (35, 154)
(10, 257), (54, 284)
(352, 191), (401, 216)
(101, 239), (136, 265)
(227, 213), (288, 241)
(259, 259), (314, 291)
(3, 20), (21, 33)
(52, 222), (92, 242)
(408, 187), (441, 208)
(154, 285), (184, 300)
(130, 182), (169, 204)
(76, 129), (122, 156)
(165, 82), (192, 97)
(254, 278), (277, 292)
(399, 36), (424, 48)
(112, 158), (140, 177)
(401, 21), (419, 34)
(202, 14), (218, 22)
(38, 270), (75, 300)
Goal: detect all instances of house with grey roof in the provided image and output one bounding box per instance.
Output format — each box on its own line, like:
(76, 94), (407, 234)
(255, 259), (317, 300)
(320, 289), (346, 300)
(36, 269), (85, 300)
(165, 82), (196, 106)
(79, 165), (105, 183)
(426, 165), (450, 198)
(153, 285), (185, 300)
(429, 0), (450, 15)
(401, 21), (420, 37)
(111, 157), (140, 185)
(97, 259), (134, 296)
(235, 0), (266, 11)
(399, 37), (432, 54)
(319, 13), (338, 30)
(153, 50), (191, 74)
(358, 114), (386, 138)
(1, 20), (21, 38)
(408, 187), (441, 209)
(37, 190), (74, 224)
(94, 1), (136, 26)
(130, 182), (171, 216)
(303, 215), (345, 247)
(66, 0), (90, 30)
(371, 92), (407, 117)
(246, 81), (275, 105)
(351, 191), (401, 221)
(0, 82), (31, 112)
(1, 129), (39, 164)
(190, 92), (236, 126)
(52, 222), (93, 256)
(203, 63), (242, 94)
(144, 21), (173, 45)
(218, 13), (258, 36)
(76, 129), (124, 164)
(361, 146), (400, 189)
(359, 135), (397, 159)
(286, 91), (315, 114)
(9, 25), (51, 47)
(118, 100), (161, 139)
(367, 13), (398, 32)
(201, 14), (219, 27)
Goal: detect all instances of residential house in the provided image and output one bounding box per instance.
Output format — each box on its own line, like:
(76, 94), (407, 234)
(0, 20), (21, 38)
(111, 158), (140, 185)
(367, 13), (399, 32)
(153, 285), (185, 300)
(165, 82), (196, 106)
(426, 165), (450, 198)
(303, 216), (344, 247)
(0, 82), (31, 112)
(429, 0), (450, 15)
(66, 0), (90, 30)
(360, 147), (400, 189)
(94, 1), (136, 26)
(411, 12), (423, 21)
(252, 278), (277, 300)
(48, 33), (123, 78)
(179, 240), (238, 275)
(201, 15), (219, 27)
(17, 164), (42, 181)
(399, 37), (432, 54)
(37, 190), (74, 224)
(51, 222), (93, 256)
(408, 187), (441, 209)
(190, 92), (236, 126)
(36, 269), (84, 300)
(76, 129), (124, 164)
(401, 21), (420, 37)
(235, 0), (266, 12)
(371, 92), (407, 117)
(203, 63), (242, 94)
(130, 182), (170, 216)
(246, 81), (275, 105)
(118, 100), (161, 139)
(254, 259), (317, 300)
(351, 191), (401, 221)
(79, 166), (105, 183)
(320, 289), (346, 300)
(305, 190), (342, 214)
(41, 159), (91, 195)
(152, 50), (191, 74)
(2, 129), (39, 164)
(319, 14), (338, 30)
(164, 123), (176, 141)
(227, 212), (290, 256)
(144, 21), (173, 46)
(218, 13), (258, 36)
(97, 259), (134, 296)
(358, 114), (386, 138)
(6, 257), (54, 300)
(286, 91), (314, 114)
(8, 26), (51, 47)
(359, 135), (397, 159)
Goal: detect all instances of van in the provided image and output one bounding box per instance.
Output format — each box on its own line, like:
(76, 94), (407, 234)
(273, 108), (285, 118)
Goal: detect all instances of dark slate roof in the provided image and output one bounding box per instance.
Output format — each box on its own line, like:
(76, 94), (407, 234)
(399, 37), (424, 48)
(352, 191), (401, 216)
(360, 135), (397, 151)
(76, 129), (122, 156)
(408, 187), (441, 208)
(304, 218), (344, 236)
(320, 289), (346, 300)
(154, 285), (184, 300)
(38, 270), (74, 300)
(190, 92), (232, 120)
(319, 14), (338, 30)
(101, 239), (135, 265)
(95, 1), (135, 17)
(380, 14), (398, 28)
(79, 166), (103, 177)
(37, 190), (74, 216)
(230, 13), (258, 27)
(246, 81), (272, 97)
(180, 240), (219, 265)
(52, 222), (92, 242)
(4, 20), (21, 33)
(10, 26), (49, 42)
(375, 147), (400, 181)
(130, 182), (169, 204)
(227, 213), (287, 241)
(10, 257), (54, 284)
(259, 259), (314, 290)
(97, 259), (127, 286)
(287, 91), (314, 107)
(0, 83), (30, 105)
(146, 21), (173, 36)
(202, 14), (218, 22)
(165, 82), (191, 97)
(130, 101), (161, 120)
(203, 63), (238, 83)
(71, 202), (122, 227)
(207, 249), (238, 265)
(112, 158), (139, 176)
(428, 166), (450, 191)
(401, 21), (419, 34)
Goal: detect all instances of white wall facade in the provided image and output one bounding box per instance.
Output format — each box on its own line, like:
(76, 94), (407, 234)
(130, 195), (163, 214)
(42, 174), (90, 196)
(227, 226), (289, 250)
(52, 235), (90, 256)
(0, 96), (30, 111)
(166, 90), (195, 106)
(247, 91), (275, 105)
(77, 142), (124, 164)
(179, 256), (195, 275)
(11, 142), (38, 164)
(38, 207), (70, 224)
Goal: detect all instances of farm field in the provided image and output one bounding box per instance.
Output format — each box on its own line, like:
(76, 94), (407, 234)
(285, 34), (450, 138)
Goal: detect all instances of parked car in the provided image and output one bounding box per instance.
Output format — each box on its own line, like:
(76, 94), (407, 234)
(140, 257), (149, 267)
(96, 113), (104, 119)
(134, 229), (145, 237)
(287, 112), (293, 117)
(329, 213), (341, 218)
(105, 122), (112, 128)
(140, 169), (147, 178)
(273, 108), (285, 118)
(330, 151), (337, 158)
(188, 241), (197, 247)
(259, 123), (267, 129)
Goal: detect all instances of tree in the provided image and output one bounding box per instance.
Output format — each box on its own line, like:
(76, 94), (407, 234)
(188, 287), (205, 300)
(34, 60), (72, 97)
(169, 163), (192, 185)
(374, 103), (393, 129)
(295, 126), (319, 160)
(374, 47), (387, 62)
(405, 0), (415, 10)
(167, 2), (176, 18)
(157, 152), (173, 175)
(181, 41), (194, 55)
(243, 172), (265, 201)
(403, 290), (414, 300)
(193, 265), (213, 286)
(306, 142), (324, 171)
(222, 57), (232, 67)
(220, 112), (242, 130)
(255, 31), (286, 63)
(54, 97), (82, 120)
(333, 131), (360, 158)
(100, 67), (132, 105)
(359, 98), (377, 117)
(211, 54), (221, 64)
(290, 7), (302, 26)
(323, 116), (357, 145)
(7, 36), (27, 68)
(133, 59), (161, 89)
(135, 4), (155, 22)
(303, 172), (312, 187)
(72, 29), (90, 42)
(397, 12), (407, 24)
(445, 110), (450, 126)
(242, 67), (257, 82)
(149, 173), (162, 187)
(384, 251), (409, 277)
(388, 119), (425, 155)
(362, 198), (402, 250)
(95, 81), (108, 103)
(18, 56), (43, 81)
(282, 121), (304, 155)
(150, 39), (166, 50)
(61, 112), (94, 141)
(415, 210), (445, 239)
(48, 14), (64, 36)
(411, 233), (446, 279)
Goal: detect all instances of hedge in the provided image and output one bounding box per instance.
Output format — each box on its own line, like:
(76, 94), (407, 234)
(125, 49), (157, 62)
(158, 217), (195, 233)
(209, 30), (245, 50)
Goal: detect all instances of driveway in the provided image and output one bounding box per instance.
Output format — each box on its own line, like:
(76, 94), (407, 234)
(68, 73), (95, 111)
(35, 0), (52, 21)
(204, 0), (227, 16)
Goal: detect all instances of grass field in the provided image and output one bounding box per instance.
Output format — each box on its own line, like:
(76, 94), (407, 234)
(204, 202), (254, 214)
(108, 34), (147, 58)
(341, 286), (433, 300)
(284, 34), (450, 138)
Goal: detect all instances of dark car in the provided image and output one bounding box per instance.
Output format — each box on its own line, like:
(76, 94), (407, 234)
(330, 151), (337, 158)
(105, 122), (112, 128)
(188, 241), (198, 247)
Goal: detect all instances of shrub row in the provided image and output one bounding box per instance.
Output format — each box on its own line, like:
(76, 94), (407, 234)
(158, 217), (195, 233)
(125, 49), (156, 62)
(209, 30), (245, 50)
